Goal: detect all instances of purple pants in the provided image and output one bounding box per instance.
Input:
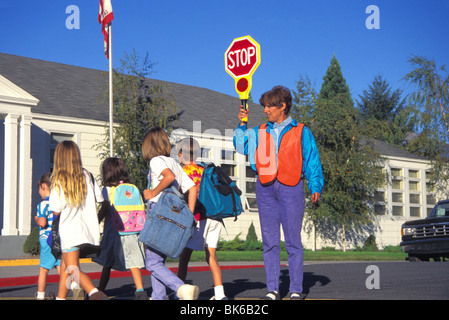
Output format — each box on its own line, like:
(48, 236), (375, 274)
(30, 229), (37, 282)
(256, 178), (305, 294)
(144, 202), (184, 300)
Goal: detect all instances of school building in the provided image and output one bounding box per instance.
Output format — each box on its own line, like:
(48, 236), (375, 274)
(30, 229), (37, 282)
(0, 52), (442, 258)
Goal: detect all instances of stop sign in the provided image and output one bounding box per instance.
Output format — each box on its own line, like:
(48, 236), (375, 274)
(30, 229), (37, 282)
(225, 35), (260, 79)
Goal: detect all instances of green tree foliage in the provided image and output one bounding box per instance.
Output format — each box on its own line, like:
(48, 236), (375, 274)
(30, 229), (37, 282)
(403, 55), (449, 196)
(292, 55), (384, 250)
(357, 75), (411, 146)
(98, 49), (178, 190)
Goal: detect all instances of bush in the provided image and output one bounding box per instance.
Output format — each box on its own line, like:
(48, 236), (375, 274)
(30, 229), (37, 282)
(246, 222), (258, 242)
(23, 227), (40, 255)
(354, 235), (379, 252)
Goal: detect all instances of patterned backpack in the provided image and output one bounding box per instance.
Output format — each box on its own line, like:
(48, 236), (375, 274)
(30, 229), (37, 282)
(109, 183), (146, 235)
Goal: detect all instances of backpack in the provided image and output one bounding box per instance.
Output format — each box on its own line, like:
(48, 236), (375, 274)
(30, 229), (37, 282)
(198, 163), (243, 221)
(109, 183), (146, 235)
(139, 186), (195, 259)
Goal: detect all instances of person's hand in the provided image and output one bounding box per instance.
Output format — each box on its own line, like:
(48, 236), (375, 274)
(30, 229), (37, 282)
(143, 189), (155, 201)
(238, 105), (249, 125)
(311, 192), (320, 203)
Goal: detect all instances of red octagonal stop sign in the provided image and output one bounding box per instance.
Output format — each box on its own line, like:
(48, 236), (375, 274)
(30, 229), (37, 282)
(225, 35), (261, 78)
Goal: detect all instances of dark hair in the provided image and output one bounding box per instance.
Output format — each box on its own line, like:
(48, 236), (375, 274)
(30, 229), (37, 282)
(37, 172), (51, 188)
(259, 85), (292, 115)
(101, 157), (131, 187)
(176, 138), (200, 163)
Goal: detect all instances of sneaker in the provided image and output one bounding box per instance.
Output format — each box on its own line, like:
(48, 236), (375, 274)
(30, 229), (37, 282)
(263, 291), (280, 300)
(176, 284), (199, 300)
(289, 292), (306, 300)
(88, 291), (109, 300)
(210, 296), (229, 300)
(72, 288), (85, 300)
(134, 290), (149, 300)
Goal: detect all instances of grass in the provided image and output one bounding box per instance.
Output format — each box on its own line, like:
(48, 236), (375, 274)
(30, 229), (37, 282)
(167, 249), (407, 263)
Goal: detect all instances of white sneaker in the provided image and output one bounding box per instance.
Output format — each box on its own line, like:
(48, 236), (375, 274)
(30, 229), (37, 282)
(176, 284), (199, 300)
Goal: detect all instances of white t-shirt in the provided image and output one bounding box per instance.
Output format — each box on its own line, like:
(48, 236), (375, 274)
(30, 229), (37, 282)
(148, 156), (195, 203)
(49, 170), (104, 250)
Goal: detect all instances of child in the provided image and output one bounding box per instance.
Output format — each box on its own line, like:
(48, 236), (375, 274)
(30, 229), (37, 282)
(93, 157), (148, 300)
(34, 173), (61, 300)
(48, 140), (108, 300)
(142, 127), (199, 300)
(176, 138), (228, 300)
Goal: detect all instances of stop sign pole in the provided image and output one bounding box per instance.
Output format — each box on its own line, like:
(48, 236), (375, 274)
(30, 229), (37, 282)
(225, 35), (260, 123)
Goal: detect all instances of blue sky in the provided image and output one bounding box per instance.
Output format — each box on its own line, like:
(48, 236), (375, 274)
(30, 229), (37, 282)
(1, 0), (448, 105)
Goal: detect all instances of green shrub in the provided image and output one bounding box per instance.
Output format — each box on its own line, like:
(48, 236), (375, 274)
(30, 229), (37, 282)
(246, 222), (258, 242)
(23, 227), (40, 255)
(383, 245), (402, 252)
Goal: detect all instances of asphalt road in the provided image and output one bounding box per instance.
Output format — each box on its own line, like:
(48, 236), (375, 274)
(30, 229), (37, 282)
(1, 260), (448, 301)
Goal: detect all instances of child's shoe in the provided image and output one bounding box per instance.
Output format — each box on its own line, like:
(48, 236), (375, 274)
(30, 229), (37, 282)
(176, 284), (199, 300)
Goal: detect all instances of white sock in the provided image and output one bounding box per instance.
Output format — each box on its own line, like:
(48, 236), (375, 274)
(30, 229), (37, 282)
(88, 288), (99, 296)
(214, 285), (225, 300)
(36, 291), (45, 300)
(71, 281), (80, 290)
(56, 297), (66, 300)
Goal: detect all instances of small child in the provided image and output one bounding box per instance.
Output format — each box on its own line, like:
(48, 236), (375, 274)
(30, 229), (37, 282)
(142, 127), (199, 300)
(176, 138), (228, 300)
(34, 173), (61, 300)
(93, 157), (148, 300)
(48, 140), (108, 300)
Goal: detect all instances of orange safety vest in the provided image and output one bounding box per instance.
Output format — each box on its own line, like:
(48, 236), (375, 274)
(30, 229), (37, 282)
(255, 123), (304, 186)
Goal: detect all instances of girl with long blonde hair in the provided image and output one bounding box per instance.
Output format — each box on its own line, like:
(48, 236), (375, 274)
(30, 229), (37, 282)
(49, 140), (108, 300)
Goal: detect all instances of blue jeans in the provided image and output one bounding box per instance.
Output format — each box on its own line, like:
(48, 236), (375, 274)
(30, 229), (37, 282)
(256, 179), (305, 293)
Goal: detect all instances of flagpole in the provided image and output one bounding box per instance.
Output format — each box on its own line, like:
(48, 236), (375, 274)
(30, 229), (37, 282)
(108, 23), (113, 157)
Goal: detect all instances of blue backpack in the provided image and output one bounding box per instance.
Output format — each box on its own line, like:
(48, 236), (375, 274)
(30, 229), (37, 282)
(198, 163), (243, 221)
(139, 186), (195, 259)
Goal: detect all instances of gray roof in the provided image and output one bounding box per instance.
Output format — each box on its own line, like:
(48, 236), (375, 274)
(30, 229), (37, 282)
(361, 137), (427, 161)
(0, 53), (425, 161)
(0, 52), (265, 133)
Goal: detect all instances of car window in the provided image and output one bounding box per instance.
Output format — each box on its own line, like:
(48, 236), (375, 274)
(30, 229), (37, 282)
(433, 204), (449, 217)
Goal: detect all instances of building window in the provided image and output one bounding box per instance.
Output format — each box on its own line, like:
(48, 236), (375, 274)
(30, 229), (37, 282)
(392, 206), (403, 216)
(222, 149), (235, 161)
(410, 206), (421, 217)
(200, 147), (211, 160)
(392, 192), (403, 203)
(409, 181), (420, 192)
(374, 204), (386, 215)
(50, 132), (75, 170)
(409, 193), (420, 204)
(409, 170), (419, 178)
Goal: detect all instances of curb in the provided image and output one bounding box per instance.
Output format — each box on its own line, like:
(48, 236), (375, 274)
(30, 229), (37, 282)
(0, 264), (266, 288)
(0, 258), (93, 267)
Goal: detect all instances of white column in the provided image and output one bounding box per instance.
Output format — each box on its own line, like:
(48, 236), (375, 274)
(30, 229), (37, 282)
(2, 113), (19, 235)
(18, 115), (32, 235)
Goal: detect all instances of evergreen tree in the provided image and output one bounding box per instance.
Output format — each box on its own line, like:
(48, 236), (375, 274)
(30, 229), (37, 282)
(357, 75), (410, 146)
(293, 55), (384, 250)
(318, 54), (353, 105)
(358, 75), (405, 122)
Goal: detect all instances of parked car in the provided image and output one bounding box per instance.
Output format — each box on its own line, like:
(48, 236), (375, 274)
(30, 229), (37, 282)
(400, 199), (449, 262)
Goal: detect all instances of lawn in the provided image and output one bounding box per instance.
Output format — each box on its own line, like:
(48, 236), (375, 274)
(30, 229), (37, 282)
(168, 249), (407, 263)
